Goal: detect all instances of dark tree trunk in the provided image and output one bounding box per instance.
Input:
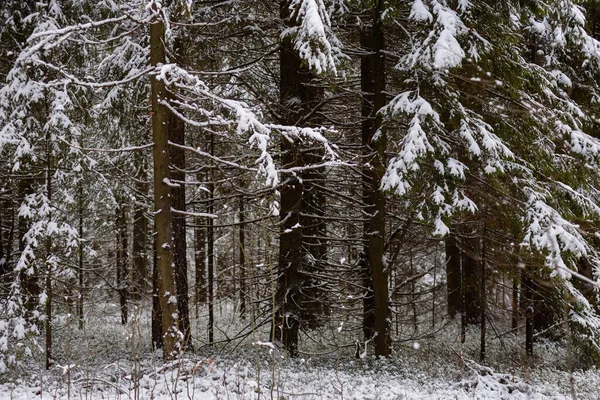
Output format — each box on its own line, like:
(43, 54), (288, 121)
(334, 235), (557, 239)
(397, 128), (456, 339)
(1, 194), (15, 279)
(169, 60), (191, 348)
(132, 152), (148, 298)
(361, 5), (390, 357)
(239, 193), (246, 319)
(207, 134), (215, 344)
(194, 195), (206, 309)
(150, 5), (179, 359)
(512, 274), (520, 330)
(522, 269), (534, 356)
(273, 131), (303, 356)
(445, 234), (461, 318)
(461, 238), (482, 325)
(0, 198), (4, 278)
(116, 202), (128, 325)
(273, 0), (319, 357)
(6, 199), (14, 271)
(299, 148), (327, 329)
(44, 112), (53, 370)
(78, 185), (84, 329)
(151, 231), (163, 349)
(0, 192), (13, 282)
(532, 278), (562, 336)
(19, 178), (39, 315)
(479, 228), (486, 362)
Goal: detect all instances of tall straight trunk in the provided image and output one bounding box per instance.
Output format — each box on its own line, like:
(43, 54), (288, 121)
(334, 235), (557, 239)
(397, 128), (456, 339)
(78, 185), (84, 329)
(512, 275), (520, 329)
(116, 202), (128, 325)
(207, 134), (215, 344)
(273, 0), (317, 357)
(19, 178), (38, 315)
(523, 278), (533, 356)
(462, 238), (482, 325)
(0, 193), (13, 280)
(169, 33), (191, 349)
(170, 79), (191, 349)
(150, 6), (178, 359)
(298, 63), (327, 328)
(445, 235), (461, 318)
(45, 125), (53, 370)
(151, 229), (163, 349)
(0, 198), (4, 277)
(300, 148), (327, 328)
(361, 4), (390, 357)
(274, 134), (302, 356)
(132, 153), (148, 297)
(2, 195), (15, 277)
(479, 227), (486, 362)
(0, 193), (12, 282)
(7, 199), (14, 270)
(239, 193), (246, 319)
(523, 269), (534, 356)
(194, 194), (206, 308)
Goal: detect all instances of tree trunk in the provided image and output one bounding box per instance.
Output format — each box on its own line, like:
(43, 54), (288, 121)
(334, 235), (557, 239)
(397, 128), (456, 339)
(299, 148), (327, 329)
(150, 5), (179, 359)
(45, 116), (53, 370)
(19, 178), (39, 315)
(132, 152), (148, 298)
(116, 201), (128, 325)
(361, 5), (390, 357)
(239, 193), (246, 319)
(479, 227), (486, 362)
(461, 239), (482, 325)
(78, 184), (84, 329)
(0, 197), (4, 278)
(273, 131), (303, 356)
(445, 235), (461, 318)
(151, 230), (163, 349)
(274, 0), (331, 355)
(0, 191), (14, 281)
(169, 46), (191, 347)
(207, 134), (215, 344)
(194, 195), (206, 309)
(522, 269), (534, 356)
(1, 194), (15, 279)
(512, 274), (519, 330)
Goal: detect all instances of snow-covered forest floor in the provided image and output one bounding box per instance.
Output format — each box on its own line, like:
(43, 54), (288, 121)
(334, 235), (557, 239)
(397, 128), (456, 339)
(1, 301), (600, 399)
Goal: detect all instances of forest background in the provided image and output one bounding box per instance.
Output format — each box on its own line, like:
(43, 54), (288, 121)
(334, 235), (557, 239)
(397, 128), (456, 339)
(3, 0), (600, 398)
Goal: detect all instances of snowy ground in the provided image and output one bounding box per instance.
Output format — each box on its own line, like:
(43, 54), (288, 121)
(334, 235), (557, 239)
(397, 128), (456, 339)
(1, 302), (600, 399)
(2, 352), (600, 399)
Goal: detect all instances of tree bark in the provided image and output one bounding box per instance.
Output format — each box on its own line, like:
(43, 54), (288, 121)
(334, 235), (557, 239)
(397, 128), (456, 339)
(445, 235), (461, 318)
(361, 4), (390, 357)
(274, 0), (328, 356)
(78, 184), (84, 329)
(0, 191), (14, 281)
(0, 197), (4, 278)
(194, 193), (206, 309)
(151, 230), (163, 349)
(116, 201), (128, 325)
(479, 227), (486, 362)
(512, 274), (519, 330)
(132, 152), (148, 297)
(19, 178), (39, 315)
(150, 5), (179, 359)
(461, 237), (482, 325)
(169, 53), (191, 348)
(239, 192), (246, 319)
(522, 269), (534, 356)
(207, 134), (215, 344)
(45, 105), (53, 370)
